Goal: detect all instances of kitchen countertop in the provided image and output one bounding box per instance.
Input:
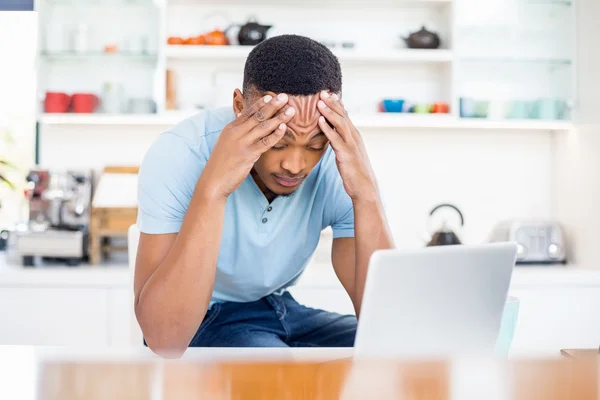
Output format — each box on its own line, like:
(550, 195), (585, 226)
(7, 345), (356, 363)
(0, 345), (356, 400)
(1, 346), (589, 400)
(0, 253), (599, 288)
(0, 344), (565, 366)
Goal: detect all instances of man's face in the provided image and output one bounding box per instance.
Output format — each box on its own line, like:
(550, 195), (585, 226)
(233, 89), (330, 197)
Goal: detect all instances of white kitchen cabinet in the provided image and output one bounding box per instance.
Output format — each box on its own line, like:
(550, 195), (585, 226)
(455, 0), (574, 121)
(107, 288), (143, 347)
(0, 287), (108, 346)
(294, 285), (600, 356)
(295, 267), (600, 356)
(510, 286), (600, 354)
(2, 261), (600, 355)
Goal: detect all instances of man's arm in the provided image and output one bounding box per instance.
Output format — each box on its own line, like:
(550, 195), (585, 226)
(318, 90), (395, 317)
(134, 190), (226, 358)
(135, 94), (295, 358)
(332, 196), (393, 317)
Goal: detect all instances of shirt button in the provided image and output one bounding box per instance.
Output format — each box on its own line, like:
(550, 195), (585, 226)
(267, 206), (273, 212)
(262, 218), (268, 223)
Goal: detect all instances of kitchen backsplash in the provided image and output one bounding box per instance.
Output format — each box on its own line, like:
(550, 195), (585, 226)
(38, 123), (555, 251)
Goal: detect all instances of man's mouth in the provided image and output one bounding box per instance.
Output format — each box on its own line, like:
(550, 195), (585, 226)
(273, 174), (305, 188)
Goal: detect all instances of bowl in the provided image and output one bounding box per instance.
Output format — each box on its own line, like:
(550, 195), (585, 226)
(380, 99), (405, 113)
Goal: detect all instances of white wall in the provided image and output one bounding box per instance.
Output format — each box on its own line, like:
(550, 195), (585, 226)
(0, 12), (38, 229)
(40, 123), (556, 250)
(31, 0), (585, 262)
(554, 0), (600, 268)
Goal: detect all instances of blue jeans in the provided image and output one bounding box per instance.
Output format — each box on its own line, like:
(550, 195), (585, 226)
(188, 291), (357, 347)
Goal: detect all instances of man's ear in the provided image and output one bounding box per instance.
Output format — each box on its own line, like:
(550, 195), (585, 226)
(232, 89), (245, 116)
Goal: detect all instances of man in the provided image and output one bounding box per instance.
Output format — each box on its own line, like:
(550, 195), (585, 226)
(134, 34), (394, 358)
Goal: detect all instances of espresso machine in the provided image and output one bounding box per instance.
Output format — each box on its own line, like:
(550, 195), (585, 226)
(15, 168), (93, 266)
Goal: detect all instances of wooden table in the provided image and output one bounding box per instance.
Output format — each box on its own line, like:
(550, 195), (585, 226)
(36, 357), (598, 400)
(561, 349), (600, 360)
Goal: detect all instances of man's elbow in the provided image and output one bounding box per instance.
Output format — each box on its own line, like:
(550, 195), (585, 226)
(145, 336), (187, 359)
(135, 307), (188, 359)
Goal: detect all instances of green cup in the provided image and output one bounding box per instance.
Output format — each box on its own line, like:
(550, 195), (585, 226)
(413, 103), (431, 113)
(507, 101), (532, 119)
(537, 99), (566, 120)
(495, 296), (520, 357)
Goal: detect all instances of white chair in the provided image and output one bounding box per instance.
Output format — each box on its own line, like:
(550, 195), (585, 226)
(127, 224), (144, 346)
(127, 224), (140, 271)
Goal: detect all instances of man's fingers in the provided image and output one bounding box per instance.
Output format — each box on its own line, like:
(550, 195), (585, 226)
(246, 106), (296, 143)
(318, 116), (346, 152)
(250, 123), (287, 156)
(233, 95), (271, 125)
(317, 95), (355, 146)
(321, 91), (347, 118)
(236, 93), (289, 131)
(332, 94), (363, 142)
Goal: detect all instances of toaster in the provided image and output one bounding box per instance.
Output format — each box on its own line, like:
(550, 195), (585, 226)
(488, 220), (567, 265)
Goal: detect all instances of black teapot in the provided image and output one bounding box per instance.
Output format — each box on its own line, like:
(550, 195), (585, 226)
(237, 18), (272, 46)
(403, 26), (441, 49)
(425, 203), (464, 247)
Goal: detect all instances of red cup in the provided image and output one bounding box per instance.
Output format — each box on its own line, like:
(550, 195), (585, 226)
(71, 93), (99, 113)
(44, 92), (71, 113)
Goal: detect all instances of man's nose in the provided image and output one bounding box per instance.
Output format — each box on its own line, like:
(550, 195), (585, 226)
(282, 150), (306, 175)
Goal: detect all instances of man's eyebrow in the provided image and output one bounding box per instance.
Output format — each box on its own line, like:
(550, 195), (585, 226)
(284, 131), (295, 141)
(283, 131), (326, 141)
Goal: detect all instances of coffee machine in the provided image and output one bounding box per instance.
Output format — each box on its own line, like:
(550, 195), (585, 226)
(15, 168), (93, 266)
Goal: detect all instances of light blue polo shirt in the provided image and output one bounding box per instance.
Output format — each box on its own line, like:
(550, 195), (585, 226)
(137, 107), (355, 305)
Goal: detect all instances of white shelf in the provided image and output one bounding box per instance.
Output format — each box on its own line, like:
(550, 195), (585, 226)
(165, 45), (453, 64)
(40, 52), (158, 62)
(39, 112), (573, 131)
(430, 117), (573, 131)
(39, 113), (185, 126)
(167, 0), (451, 5)
(353, 114), (572, 131)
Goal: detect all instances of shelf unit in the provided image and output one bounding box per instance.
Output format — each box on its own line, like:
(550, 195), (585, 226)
(34, 0), (575, 132)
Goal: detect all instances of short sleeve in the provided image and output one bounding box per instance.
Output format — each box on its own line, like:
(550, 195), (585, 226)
(331, 185), (355, 239)
(321, 150), (354, 239)
(136, 132), (207, 234)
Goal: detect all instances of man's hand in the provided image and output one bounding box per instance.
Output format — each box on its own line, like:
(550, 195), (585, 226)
(199, 93), (296, 200)
(317, 91), (378, 201)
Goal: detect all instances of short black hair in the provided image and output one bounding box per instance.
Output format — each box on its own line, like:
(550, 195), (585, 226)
(243, 34), (342, 98)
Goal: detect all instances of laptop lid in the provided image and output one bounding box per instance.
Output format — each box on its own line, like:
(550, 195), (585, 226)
(354, 242), (517, 359)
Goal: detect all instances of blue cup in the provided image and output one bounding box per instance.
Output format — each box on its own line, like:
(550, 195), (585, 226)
(381, 99), (405, 113)
(495, 296), (520, 357)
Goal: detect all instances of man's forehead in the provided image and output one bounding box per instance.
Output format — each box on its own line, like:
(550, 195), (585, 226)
(287, 94), (321, 133)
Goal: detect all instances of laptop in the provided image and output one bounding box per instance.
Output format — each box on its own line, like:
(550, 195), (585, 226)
(354, 242), (518, 359)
